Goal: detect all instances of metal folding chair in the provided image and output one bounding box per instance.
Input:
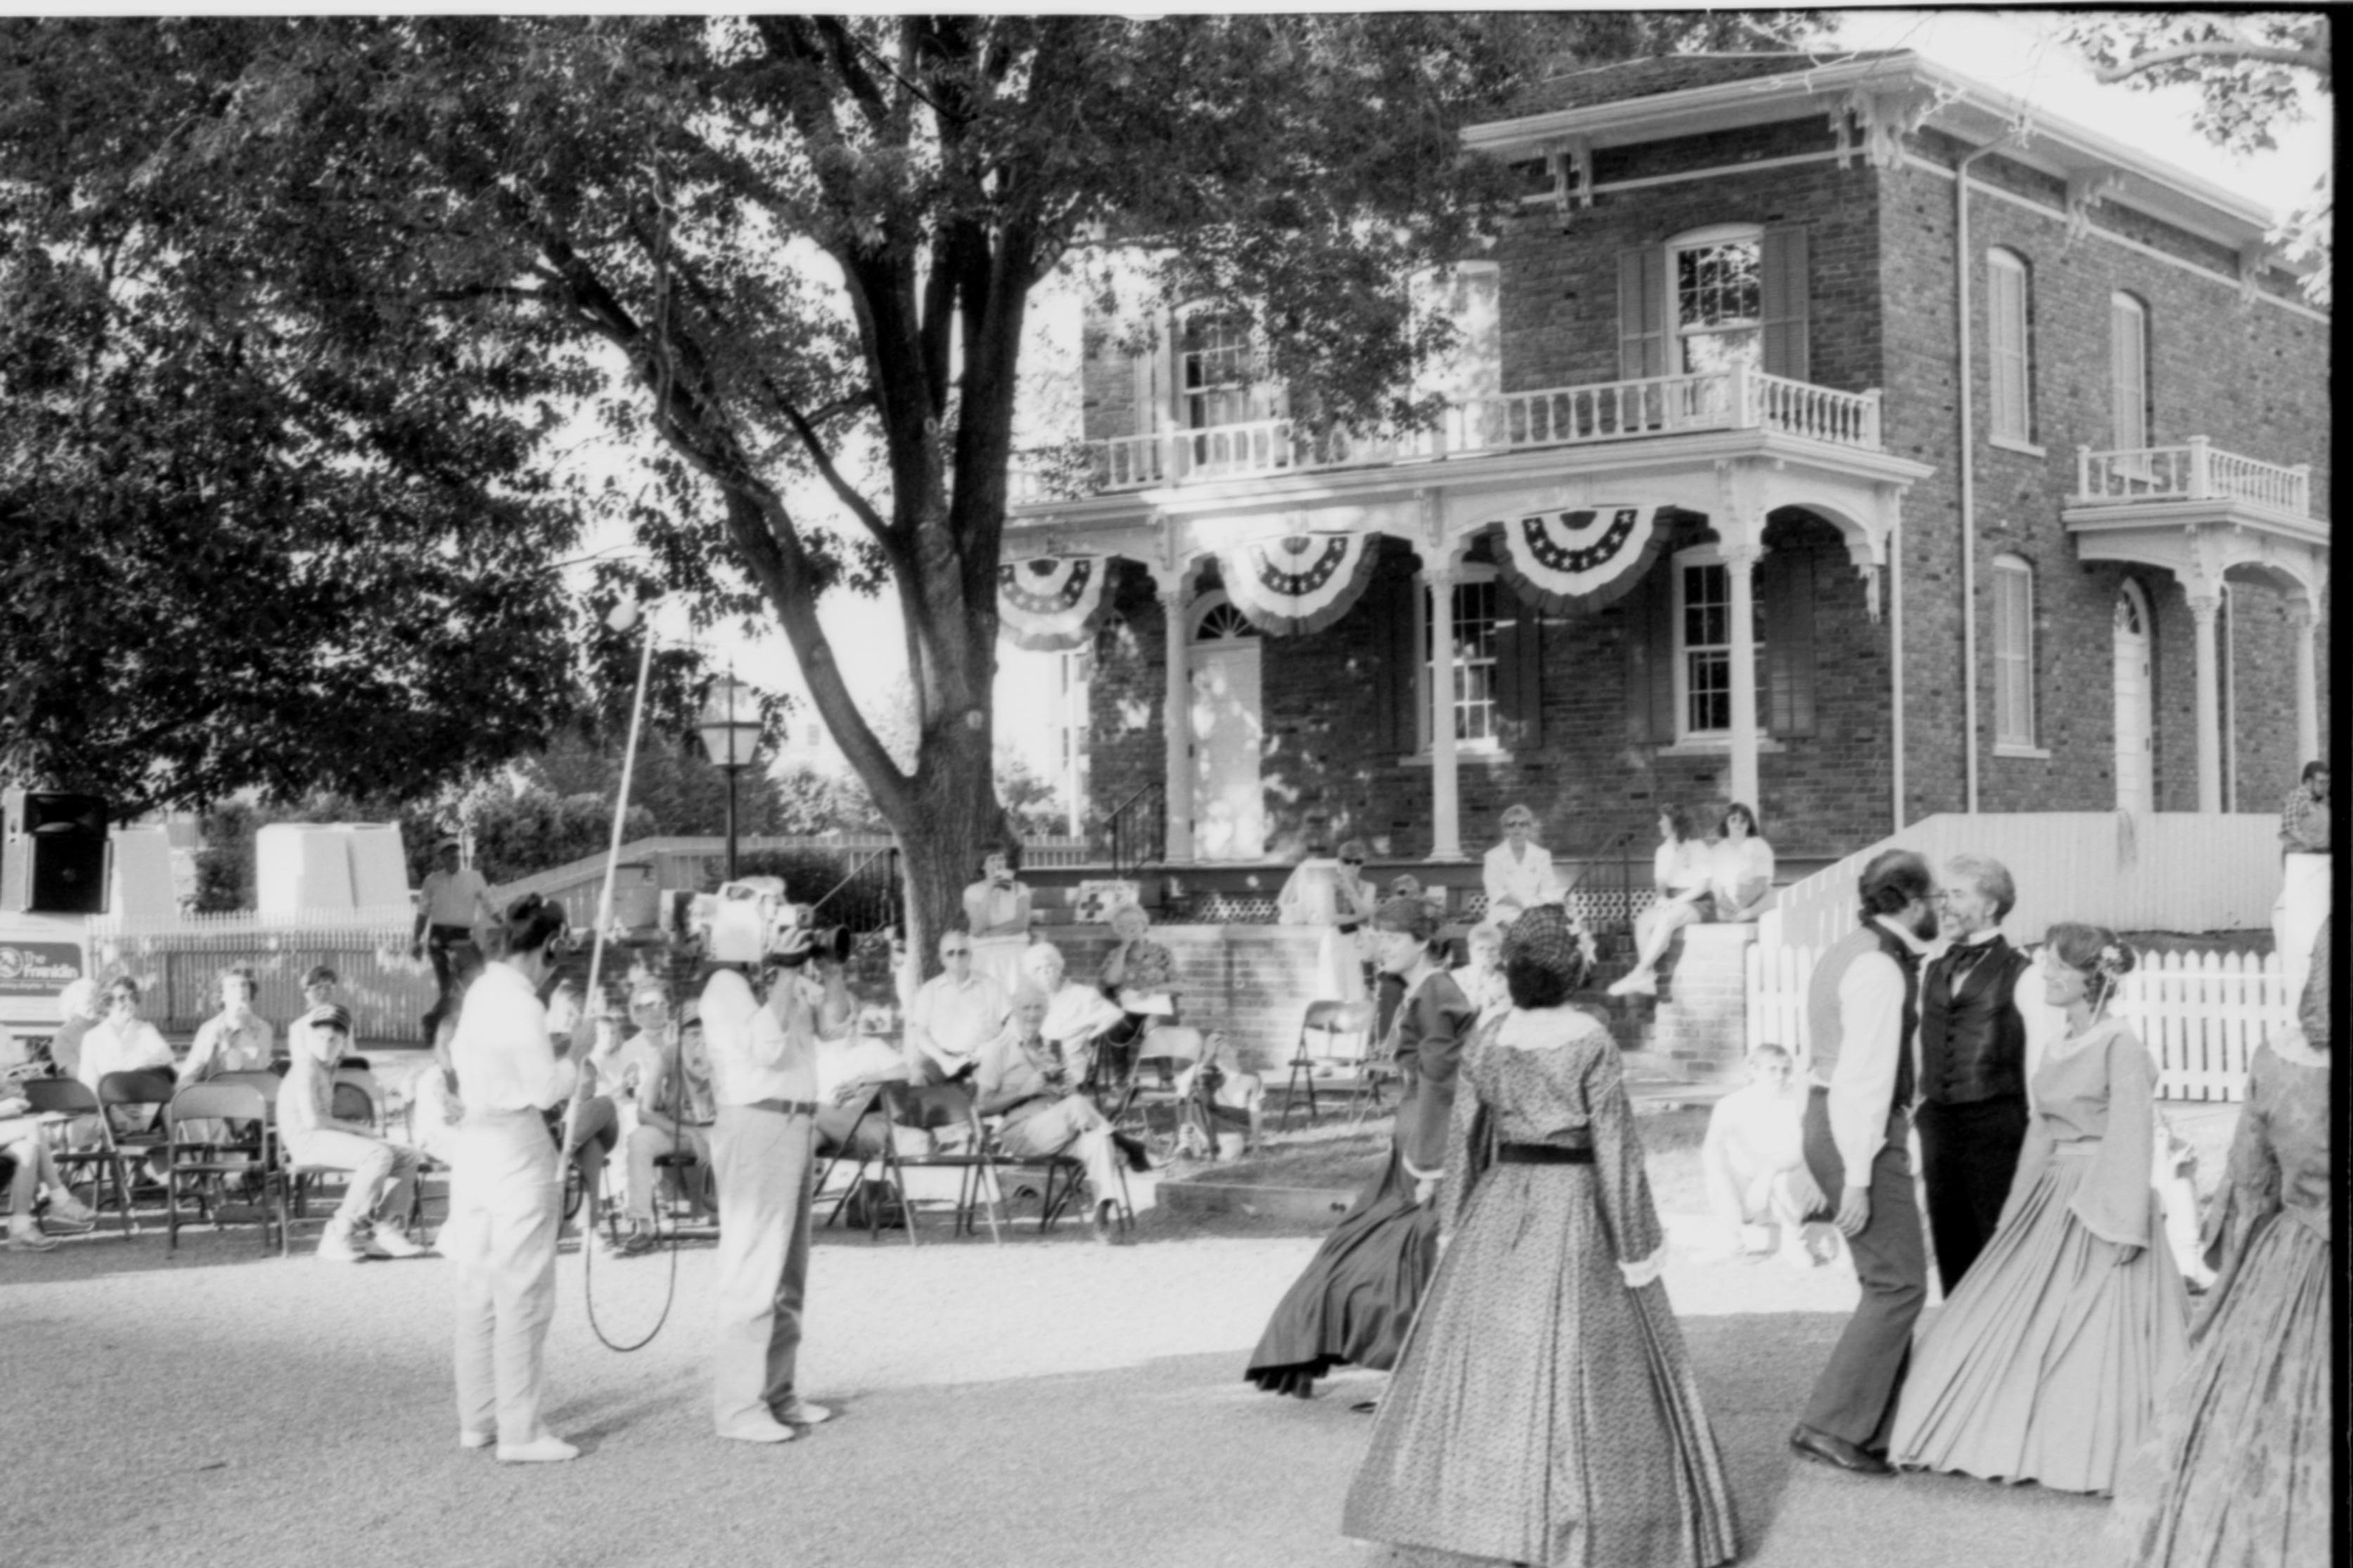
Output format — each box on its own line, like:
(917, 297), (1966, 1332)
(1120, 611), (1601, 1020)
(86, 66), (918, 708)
(96, 1069), (177, 1233)
(1276, 1001), (1376, 1129)
(20, 1078), (122, 1227)
(869, 1083), (1001, 1245)
(163, 1082), (285, 1253)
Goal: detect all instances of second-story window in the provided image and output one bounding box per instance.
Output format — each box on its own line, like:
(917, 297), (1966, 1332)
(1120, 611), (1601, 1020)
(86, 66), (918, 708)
(1987, 248), (2035, 446)
(1672, 228), (1763, 375)
(1180, 316), (1256, 430)
(2110, 292), (2150, 454)
(1992, 554), (2037, 750)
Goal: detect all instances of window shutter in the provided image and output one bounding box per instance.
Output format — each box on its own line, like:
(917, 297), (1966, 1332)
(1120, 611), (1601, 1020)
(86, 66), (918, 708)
(1618, 248), (1669, 380)
(1759, 226), (1811, 382)
(1993, 564), (2034, 746)
(1987, 257), (2027, 442)
(1763, 551), (1816, 736)
(1493, 593), (1544, 750)
(1370, 564), (1419, 754)
(2110, 297), (2147, 452)
(1624, 567), (1678, 743)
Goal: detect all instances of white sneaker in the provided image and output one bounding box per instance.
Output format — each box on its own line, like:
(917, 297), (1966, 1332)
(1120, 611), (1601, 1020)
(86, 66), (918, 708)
(368, 1223), (431, 1259)
(458, 1429), (494, 1451)
(770, 1397), (833, 1427)
(495, 1435), (579, 1463)
(315, 1224), (366, 1264)
(717, 1418), (797, 1445)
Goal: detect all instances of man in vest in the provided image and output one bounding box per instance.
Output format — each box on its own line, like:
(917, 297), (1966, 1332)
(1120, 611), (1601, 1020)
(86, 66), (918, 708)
(1916, 854), (2036, 1294)
(1789, 848), (1938, 1477)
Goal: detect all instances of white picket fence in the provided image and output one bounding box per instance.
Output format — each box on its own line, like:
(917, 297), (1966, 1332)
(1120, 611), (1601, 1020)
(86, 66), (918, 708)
(1746, 943), (2292, 1103)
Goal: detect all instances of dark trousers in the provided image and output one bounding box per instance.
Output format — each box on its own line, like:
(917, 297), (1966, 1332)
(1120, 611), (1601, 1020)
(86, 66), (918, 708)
(1798, 1090), (1927, 1450)
(1913, 1095), (2030, 1296)
(421, 923), (475, 1043)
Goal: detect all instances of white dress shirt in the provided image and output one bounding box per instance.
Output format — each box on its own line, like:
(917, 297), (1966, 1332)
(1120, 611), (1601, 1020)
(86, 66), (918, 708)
(77, 1017), (174, 1093)
(703, 969), (819, 1107)
(1828, 915), (1934, 1183)
(1482, 842), (1563, 921)
(449, 962), (575, 1114)
(1708, 837), (1776, 919)
(181, 1011), (276, 1083)
(904, 970), (1011, 1075)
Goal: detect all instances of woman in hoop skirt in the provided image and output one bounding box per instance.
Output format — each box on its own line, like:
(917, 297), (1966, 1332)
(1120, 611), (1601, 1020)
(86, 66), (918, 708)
(1342, 906), (1737, 1568)
(1245, 897), (1473, 1399)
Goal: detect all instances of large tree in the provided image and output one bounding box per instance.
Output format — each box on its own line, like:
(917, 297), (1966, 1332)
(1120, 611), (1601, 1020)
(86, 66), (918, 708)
(1, 14), (1816, 966)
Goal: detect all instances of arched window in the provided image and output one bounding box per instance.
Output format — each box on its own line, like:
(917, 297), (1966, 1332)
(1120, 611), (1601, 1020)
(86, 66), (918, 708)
(1992, 553), (2037, 750)
(1987, 249), (2035, 446)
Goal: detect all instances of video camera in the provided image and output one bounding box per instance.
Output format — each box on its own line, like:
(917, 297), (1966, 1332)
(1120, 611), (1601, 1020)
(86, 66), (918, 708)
(691, 877), (852, 967)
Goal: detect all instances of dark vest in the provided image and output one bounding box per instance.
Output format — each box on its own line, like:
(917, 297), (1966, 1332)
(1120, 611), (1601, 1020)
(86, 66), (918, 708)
(1917, 934), (2031, 1105)
(1806, 920), (1922, 1112)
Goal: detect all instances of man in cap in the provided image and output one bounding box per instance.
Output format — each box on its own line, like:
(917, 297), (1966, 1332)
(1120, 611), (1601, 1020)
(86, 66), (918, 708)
(278, 1004), (428, 1263)
(415, 837), (495, 1043)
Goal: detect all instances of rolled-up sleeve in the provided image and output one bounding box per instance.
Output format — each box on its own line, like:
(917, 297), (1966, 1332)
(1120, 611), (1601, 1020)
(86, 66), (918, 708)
(1829, 952), (1904, 1181)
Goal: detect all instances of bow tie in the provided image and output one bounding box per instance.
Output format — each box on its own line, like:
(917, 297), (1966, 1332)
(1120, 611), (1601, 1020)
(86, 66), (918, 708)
(1944, 941), (1996, 975)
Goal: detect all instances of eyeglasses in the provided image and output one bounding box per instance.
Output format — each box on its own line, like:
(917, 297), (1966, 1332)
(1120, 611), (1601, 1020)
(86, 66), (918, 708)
(106, 994), (137, 1007)
(1340, 859), (1364, 868)
(942, 946), (973, 957)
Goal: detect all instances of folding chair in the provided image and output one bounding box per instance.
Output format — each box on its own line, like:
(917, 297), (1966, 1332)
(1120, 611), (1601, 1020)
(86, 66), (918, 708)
(1113, 1026), (1207, 1164)
(20, 1078), (124, 1227)
(289, 1080), (383, 1226)
(815, 1084), (890, 1238)
(869, 1082), (1001, 1245)
(96, 1069), (178, 1233)
(1276, 1001), (1376, 1129)
(163, 1082), (285, 1253)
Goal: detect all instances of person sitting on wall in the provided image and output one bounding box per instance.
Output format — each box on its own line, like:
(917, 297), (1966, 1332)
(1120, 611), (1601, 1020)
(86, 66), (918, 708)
(179, 965), (276, 1084)
(1695, 1044), (1826, 1266)
(903, 930), (1011, 1085)
(1480, 804), (1563, 928)
(1608, 804), (1714, 997)
(1707, 802), (1778, 923)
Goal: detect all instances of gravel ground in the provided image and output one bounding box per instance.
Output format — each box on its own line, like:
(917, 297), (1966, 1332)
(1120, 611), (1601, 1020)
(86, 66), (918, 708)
(1, 1178), (2146, 1568)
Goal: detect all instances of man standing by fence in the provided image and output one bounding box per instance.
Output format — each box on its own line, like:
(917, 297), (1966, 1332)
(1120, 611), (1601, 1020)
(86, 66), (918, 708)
(416, 838), (494, 1045)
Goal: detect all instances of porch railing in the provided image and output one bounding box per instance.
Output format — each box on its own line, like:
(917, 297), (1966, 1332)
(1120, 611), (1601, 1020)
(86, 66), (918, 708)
(807, 844), (902, 934)
(1102, 780), (1167, 880)
(2074, 438), (2313, 518)
(1011, 364), (1883, 503)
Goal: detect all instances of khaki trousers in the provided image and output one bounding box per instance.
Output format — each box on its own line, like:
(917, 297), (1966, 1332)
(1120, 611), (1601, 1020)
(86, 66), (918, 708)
(449, 1110), (562, 1446)
(710, 1105), (815, 1434)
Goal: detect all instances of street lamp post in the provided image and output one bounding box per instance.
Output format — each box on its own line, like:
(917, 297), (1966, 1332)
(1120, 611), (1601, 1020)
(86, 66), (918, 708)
(698, 672), (764, 883)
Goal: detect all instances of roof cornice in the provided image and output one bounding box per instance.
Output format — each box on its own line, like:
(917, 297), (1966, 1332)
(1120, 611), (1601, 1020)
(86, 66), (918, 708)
(1465, 51), (2292, 262)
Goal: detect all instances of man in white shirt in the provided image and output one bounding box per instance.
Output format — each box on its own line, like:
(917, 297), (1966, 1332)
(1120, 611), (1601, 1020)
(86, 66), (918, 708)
(1789, 849), (1937, 1477)
(415, 838), (494, 1044)
(704, 957), (833, 1444)
(975, 986), (1128, 1242)
(180, 967), (277, 1083)
(278, 1005), (426, 1263)
(903, 931), (1010, 1084)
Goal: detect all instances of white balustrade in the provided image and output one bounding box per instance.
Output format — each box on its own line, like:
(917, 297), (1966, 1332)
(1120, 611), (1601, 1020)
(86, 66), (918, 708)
(2074, 439), (2312, 517)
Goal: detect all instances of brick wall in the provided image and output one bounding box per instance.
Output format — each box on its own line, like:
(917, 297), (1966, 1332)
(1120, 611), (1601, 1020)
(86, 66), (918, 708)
(1034, 923), (1327, 1074)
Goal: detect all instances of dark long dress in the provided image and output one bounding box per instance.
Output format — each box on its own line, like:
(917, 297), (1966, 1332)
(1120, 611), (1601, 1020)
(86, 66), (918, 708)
(1342, 1006), (1737, 1568)
(1245, 968), (1473, 1397)
(2110, 1036), (2332, 1566)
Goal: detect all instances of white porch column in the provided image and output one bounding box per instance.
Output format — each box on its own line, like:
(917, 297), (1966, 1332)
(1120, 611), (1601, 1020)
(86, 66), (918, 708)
(1724, 541), (1765, 811)
(1425, 563), (1463, 861)
(2291, 602), (2321, 766)
(1159, 579), (1195, 865)
(2188, 589), (2224, 814)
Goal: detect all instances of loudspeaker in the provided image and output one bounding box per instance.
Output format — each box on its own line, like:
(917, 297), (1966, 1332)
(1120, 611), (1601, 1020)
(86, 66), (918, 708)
(1, 789), (110, 915)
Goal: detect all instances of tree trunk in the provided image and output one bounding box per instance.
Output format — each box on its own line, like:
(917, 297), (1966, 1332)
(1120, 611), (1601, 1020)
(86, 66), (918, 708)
(889, 716), (1004, 988)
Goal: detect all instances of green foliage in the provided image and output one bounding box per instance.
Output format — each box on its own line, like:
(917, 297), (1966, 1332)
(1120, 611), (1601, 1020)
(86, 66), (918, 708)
(467, 789), (657, 888)
(522, 725), (786, 839)
(773, 766), (887, 837)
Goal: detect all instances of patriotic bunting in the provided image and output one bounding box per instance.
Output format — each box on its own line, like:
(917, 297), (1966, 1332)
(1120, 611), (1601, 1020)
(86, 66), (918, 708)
(996, 556), (1111, 651)
(1217, 533), (1379, 636)
(1490, 504), (1669, 615)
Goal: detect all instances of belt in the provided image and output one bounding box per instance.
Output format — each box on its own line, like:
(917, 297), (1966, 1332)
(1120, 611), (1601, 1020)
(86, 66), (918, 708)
(1336, 922), (1361, 935)
(1496, 1142), (1593, 1165)
(743, 1098), (820, 1117)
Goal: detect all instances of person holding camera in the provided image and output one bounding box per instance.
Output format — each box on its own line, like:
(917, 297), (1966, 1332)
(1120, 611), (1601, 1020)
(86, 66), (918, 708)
(445, 893), (590, 1464)
(702, 944), (835, 1444)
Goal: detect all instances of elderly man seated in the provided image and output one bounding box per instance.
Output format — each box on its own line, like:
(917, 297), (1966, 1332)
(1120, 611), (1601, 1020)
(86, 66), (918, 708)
(1, 1089), (100, 1252)
(1020, 942), (1126, 1076)
(975, 987), (1143, 1242)
(903, 930), (1011, 1084)
(613, 1009), (718, 1255)
(279, 1005), (428, 1263)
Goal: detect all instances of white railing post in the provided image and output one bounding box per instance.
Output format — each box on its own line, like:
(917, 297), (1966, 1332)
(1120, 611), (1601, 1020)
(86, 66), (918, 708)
(1729, 360), (1755, 429)
(1863, 388), (1882, 448)
(2076, 444), (2092, 498)
(2291, 463), (2311, 516)
(2187, 435), (2212, 499)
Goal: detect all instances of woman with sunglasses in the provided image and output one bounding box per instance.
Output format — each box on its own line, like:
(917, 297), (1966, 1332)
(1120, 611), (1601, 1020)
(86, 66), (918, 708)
(76, 979), (176, 1143)
(444, 894), (592, 1464)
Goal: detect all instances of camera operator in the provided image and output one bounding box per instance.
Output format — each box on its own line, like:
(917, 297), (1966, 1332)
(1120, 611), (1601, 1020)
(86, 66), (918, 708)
(700, 941), (835, 1445)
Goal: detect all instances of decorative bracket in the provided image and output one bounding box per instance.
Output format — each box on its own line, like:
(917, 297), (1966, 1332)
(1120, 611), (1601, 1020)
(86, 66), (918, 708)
(2238, 241), (2272, 308)
(1838, 89), (1931, 172)
(2064, 169), (2124, 245)
(1545, 135), (1594, 212)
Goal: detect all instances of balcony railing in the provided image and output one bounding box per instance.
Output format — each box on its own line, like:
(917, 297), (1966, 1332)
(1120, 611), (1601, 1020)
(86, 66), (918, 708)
(1011, 364), (1883, 503)
(2075, 438), (2314, 519)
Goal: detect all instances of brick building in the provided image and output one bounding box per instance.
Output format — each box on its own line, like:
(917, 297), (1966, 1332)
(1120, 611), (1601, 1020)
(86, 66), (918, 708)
(999, 52), (2328, 1070)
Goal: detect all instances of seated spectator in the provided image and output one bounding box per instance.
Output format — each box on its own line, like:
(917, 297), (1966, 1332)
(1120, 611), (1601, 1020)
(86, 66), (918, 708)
(1695, 1044), (1825, 1266)
(1481, 803), (1563, 927)
(614, 1009), (717, 1254)
(579, 982), (675, 1210)
(1020, 942), (1125, 1072)
(975, 987), (1141, 1243)
(1098, 901), (1177, 1035)
(1608, 804), (1714, 997)
(46, 979), (100, 1080)
(282, 965), (341, 1067)
(1173, 1032), (1263, 1162)
(813, 984), (909, 1162)
(1450, 920), (1513, 1020)
(278, 1004), (428, 1263)
(0, 1088), (98, 1252)
(903, 930), (1010, 1084)
(180, 965), (276, 1084)
(78, 978), (175, 1139)
(1707, 802), (1777, 923)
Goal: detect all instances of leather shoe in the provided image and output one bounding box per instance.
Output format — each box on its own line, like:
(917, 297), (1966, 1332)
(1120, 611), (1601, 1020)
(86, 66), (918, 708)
(717, 1418), (797, 1445)
(1789, 1424), (1892, 1475)
(770, 1397), (832, 1427)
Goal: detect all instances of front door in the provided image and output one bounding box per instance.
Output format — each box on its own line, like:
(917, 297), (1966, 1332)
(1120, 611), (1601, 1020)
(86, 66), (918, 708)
(1189, 599), (1266, 861)
(2113, 583), (2153, 813)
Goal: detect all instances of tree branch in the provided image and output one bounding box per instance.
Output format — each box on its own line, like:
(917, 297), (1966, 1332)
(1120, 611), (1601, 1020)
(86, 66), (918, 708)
(2096, 40), (2331, 84)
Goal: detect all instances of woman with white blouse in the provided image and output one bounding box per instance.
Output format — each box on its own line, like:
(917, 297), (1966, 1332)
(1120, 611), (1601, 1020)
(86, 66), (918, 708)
(1608, 804), (1714, 997)
(1480, 805), (1562, 928)
(1707, 802), (1776, 923)
(446, 894), (591, 1464)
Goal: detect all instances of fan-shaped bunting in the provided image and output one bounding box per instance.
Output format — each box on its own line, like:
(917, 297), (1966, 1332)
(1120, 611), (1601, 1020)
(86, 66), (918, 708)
(1490, 504), (1669, 614)
(996, 556), (1111, 651)
(1217, 533), (1380, 636)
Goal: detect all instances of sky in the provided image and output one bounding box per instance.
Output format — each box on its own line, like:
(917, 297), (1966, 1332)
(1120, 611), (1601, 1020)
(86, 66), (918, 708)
(605, 9), (2332, 792)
